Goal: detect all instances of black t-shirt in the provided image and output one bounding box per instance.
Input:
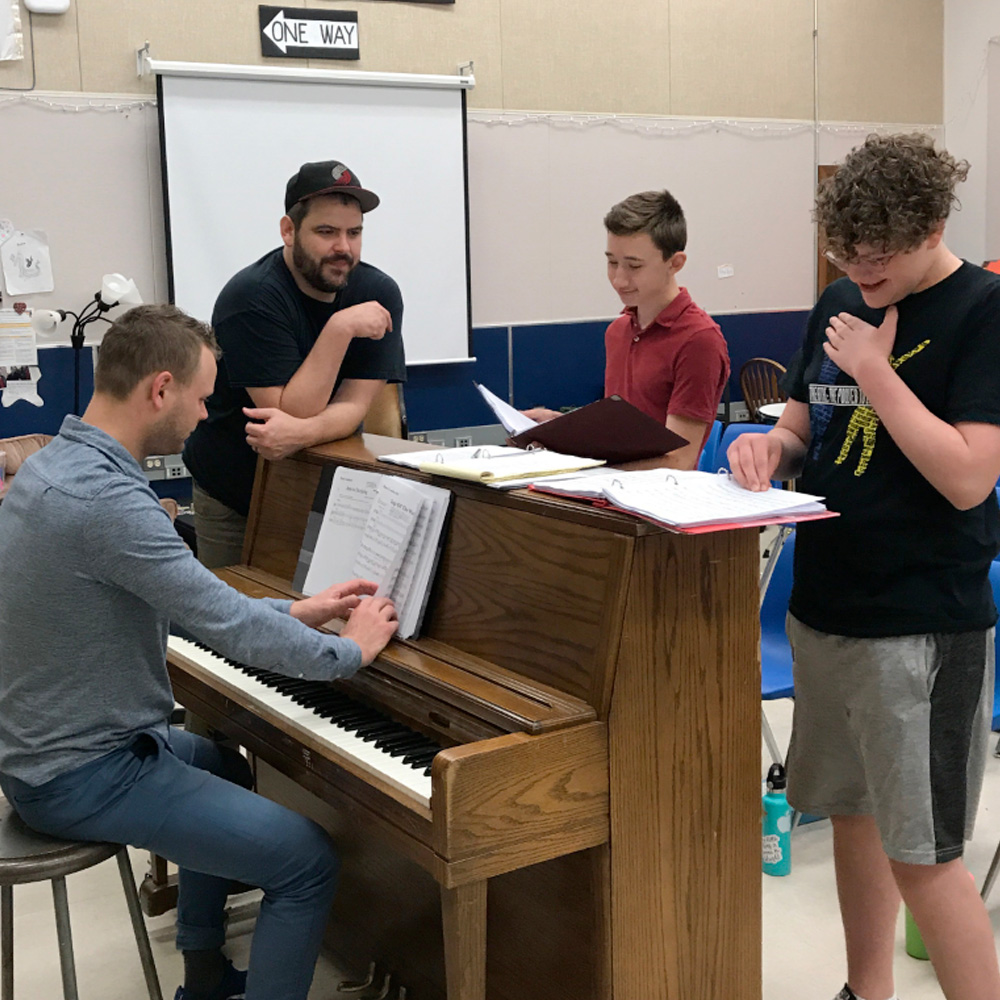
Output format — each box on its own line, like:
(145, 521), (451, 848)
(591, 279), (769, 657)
(183, 249), (406, 516)
(785, 263), (1000, 637)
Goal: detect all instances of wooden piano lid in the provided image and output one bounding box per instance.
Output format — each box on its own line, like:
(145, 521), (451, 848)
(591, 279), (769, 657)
(218, 564), (596, 737)
(242, 433), (751, 717)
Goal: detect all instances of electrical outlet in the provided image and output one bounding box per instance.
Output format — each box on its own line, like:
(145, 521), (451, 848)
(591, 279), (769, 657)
(142, 456), (166, 481)
(166, 464), (189, 480)
(411, 433), (427, 443)
(454, 436), (473, 448)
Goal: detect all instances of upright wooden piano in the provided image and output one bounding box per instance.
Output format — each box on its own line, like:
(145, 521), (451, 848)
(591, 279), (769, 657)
(166, 434), (761, 1000)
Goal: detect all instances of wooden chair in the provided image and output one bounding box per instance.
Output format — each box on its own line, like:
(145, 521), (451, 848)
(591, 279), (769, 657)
(0, 435), (181, 525)
(739, 357), (787, 422)
(362, 383), (407, 439)
(0, 434), (53, 501)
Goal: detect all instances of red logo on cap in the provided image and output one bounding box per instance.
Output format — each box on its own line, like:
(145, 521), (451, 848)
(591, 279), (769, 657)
(334, 169), (353, 186)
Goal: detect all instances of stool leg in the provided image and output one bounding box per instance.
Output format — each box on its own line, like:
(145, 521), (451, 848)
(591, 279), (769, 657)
(982, 838), (1000, 901)
(2, 885), (13, 1000)
(51, 876), (79, 1000)
(116, 849), (163, 1000)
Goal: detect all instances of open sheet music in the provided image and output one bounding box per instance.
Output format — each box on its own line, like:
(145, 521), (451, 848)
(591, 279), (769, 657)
(532, 468), (832, 531)
(474, 382), (538, 436)
(296, 467), (451, 639)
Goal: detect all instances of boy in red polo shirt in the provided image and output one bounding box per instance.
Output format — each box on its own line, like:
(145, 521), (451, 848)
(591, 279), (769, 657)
(527, 190), (729, 469)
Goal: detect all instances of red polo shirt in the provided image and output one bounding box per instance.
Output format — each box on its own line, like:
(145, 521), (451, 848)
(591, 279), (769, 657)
(604, 288), (730, 434)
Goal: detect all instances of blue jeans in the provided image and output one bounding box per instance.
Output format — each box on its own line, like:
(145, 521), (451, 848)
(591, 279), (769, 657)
(0, 728), (339, 1000)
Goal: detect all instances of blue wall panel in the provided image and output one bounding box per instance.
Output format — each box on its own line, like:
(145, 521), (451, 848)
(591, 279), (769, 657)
(510, 320), (607, 411)
(0, 347), (94, 438)
(5, 313), (812, 438)
(717, 310), (809, 400)
(402, 326), (508, 432)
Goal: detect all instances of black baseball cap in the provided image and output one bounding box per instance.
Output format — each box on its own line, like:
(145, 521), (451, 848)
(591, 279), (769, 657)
(284, 160), (380, 214)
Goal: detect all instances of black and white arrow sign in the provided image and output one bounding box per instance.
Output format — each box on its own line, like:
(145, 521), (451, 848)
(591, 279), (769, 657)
(259, 6), (360, 61)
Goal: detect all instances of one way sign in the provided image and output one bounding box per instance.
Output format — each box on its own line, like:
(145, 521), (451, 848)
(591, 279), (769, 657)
(259, 6), (360, 61)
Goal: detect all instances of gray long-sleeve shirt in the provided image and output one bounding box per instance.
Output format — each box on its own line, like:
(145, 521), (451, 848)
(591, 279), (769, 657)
(0, 416), (362, 785)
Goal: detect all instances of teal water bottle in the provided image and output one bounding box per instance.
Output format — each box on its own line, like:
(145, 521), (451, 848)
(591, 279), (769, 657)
(762, 763), (792, 876)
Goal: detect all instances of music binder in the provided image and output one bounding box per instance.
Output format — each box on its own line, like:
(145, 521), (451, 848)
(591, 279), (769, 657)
(506, 396), (688, 464)
(381, 445), (604, 483)
(294, 466), (451, 639)
(531, 468), (837, 534)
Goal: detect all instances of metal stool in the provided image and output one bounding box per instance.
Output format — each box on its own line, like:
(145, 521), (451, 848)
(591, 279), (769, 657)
(0, 800), (162, 1000)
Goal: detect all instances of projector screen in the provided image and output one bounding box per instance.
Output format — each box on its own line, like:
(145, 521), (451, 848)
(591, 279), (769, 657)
(156, 66), (472, 365)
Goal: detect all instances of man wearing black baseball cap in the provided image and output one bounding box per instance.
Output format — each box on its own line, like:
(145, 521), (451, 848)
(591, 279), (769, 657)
(184, 159), (406, 568)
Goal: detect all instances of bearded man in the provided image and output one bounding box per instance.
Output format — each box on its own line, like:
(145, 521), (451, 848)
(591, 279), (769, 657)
(183, 160), (406, 567)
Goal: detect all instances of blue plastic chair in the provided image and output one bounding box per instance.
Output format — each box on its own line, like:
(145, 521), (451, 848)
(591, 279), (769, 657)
(697, 420), (723, 472)
(760, 529), (795, 763)
(988, 560), (1000, 731)
(716, 421), (782, 488)
(973, 560), (1000, 900)
(716, 421), (772, 472)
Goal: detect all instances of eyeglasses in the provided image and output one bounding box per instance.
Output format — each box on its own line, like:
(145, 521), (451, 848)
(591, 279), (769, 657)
(824, 249), (898, 272)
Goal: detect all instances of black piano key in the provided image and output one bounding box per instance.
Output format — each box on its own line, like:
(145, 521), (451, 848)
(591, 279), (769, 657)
(353, 719), (398, 737)
(376, 731), (433, 750)
(354, 721), (401, 738)
(198, 649), (447, 768)
(375, 738), (430, 757)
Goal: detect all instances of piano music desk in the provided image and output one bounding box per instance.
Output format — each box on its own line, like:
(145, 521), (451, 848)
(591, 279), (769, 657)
(167, 434), (761, 1000)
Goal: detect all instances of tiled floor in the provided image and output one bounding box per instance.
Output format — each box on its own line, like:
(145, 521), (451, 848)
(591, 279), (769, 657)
(762, 697), (1000, 1000)
(8, 708), (1000, 1000)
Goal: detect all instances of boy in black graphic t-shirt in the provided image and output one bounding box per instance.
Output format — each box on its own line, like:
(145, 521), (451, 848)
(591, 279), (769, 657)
(729, 134), (1000, 1000)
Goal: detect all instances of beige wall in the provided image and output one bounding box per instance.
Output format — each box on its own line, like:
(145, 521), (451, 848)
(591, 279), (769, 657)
(1, 0), (942, 123)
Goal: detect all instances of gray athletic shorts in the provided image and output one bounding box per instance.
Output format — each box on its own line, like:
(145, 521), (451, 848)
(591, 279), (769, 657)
(785, 614), (994, 865)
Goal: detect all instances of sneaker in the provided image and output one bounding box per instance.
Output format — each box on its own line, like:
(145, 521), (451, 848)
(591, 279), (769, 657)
(173, 958), (247, 1000)
(834, 989), (857, 1000)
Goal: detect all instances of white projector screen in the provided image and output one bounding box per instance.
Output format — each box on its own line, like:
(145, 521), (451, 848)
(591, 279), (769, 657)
(157, 67), (472, 365)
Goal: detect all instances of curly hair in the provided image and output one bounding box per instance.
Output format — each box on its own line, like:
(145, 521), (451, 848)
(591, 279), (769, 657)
(816, 133), (969, 262)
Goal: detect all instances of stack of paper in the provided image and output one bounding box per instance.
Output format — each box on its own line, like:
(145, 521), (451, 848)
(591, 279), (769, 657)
(380, 445), (605, 483)
(533, 469), (831, 531)
(474, 382), (539, 436)
(297, 467), (451, 639)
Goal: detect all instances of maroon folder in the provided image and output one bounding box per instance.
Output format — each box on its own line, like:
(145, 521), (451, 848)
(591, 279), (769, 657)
(509, 396), (688, 465)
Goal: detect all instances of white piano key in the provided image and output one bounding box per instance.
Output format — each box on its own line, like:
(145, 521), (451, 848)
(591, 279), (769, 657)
(167, 635), (433, 808)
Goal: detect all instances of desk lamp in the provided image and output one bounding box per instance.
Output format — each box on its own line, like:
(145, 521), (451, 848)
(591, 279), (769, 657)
(30, 274), (143, 414)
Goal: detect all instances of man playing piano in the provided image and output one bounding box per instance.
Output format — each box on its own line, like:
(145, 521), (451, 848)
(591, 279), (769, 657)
(0, 304), (398, 1000)
(183, 159), (407, 569)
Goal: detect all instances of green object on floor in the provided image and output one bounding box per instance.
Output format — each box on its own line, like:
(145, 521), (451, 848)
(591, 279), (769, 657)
(905, 906), (929, 960)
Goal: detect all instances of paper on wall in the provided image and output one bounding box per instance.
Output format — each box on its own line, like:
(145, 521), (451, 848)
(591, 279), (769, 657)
(0, 309), (37, 367)
(2, 230), (54, 295)
(0, 364), (42, 407)
(0, 0), (24, 62)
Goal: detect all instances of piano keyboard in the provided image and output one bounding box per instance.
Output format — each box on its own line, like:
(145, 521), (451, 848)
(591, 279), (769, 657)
(167, 635), (440, 808)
